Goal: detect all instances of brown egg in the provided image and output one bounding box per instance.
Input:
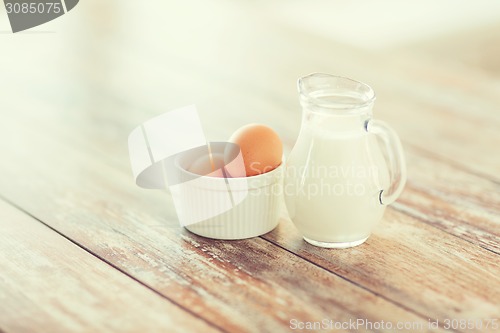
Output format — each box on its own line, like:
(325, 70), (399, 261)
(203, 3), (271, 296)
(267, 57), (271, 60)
(229, 124), (283, 177)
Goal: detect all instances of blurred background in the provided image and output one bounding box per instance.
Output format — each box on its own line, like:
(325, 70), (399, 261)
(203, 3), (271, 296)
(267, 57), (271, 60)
(1, 0), (499, 172)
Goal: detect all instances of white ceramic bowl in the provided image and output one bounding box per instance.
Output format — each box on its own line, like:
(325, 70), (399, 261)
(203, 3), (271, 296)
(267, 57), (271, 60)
(171, 150), (283, 240)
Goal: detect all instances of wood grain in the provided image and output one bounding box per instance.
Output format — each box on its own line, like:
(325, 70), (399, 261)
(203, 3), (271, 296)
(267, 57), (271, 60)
(1, 32), (499, 333)
(0, 0), (499, 331)
(0, 200), (220, 333)
(1, 33), (498, 256)
(395, 145), (500, 254)
(0, 117), (436, 332)
(265, 209), (500, 323)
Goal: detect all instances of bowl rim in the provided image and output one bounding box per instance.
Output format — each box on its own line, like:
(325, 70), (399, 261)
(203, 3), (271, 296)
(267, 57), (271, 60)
(175, 152), (285, 180)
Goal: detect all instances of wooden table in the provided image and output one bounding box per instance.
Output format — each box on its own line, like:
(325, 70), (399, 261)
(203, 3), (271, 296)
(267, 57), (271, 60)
(1, 1), (499, 332)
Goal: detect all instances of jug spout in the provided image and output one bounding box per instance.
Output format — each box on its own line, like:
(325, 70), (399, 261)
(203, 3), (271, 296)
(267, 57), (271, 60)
(298, 73), (376, 115)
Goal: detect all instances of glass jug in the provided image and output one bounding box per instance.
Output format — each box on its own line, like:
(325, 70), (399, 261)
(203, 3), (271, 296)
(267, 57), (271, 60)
(284, 73), (407, 248)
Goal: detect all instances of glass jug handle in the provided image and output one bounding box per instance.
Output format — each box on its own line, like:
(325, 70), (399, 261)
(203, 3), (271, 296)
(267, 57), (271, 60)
(365, 119), (407, 205)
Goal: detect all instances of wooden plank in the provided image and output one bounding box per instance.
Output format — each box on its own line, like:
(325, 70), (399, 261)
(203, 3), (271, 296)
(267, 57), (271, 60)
(0, 199), (220, 333)
(0, 116), (436, 332)
(264, 209), (500, 324)
(395, 144), (500, 254)
(391, 22), (500, 78)
(0, 33), (499, 333)
(1, 10), (499, 250)
(1, 62), (498, 255)
(0, 1), (498, 331)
